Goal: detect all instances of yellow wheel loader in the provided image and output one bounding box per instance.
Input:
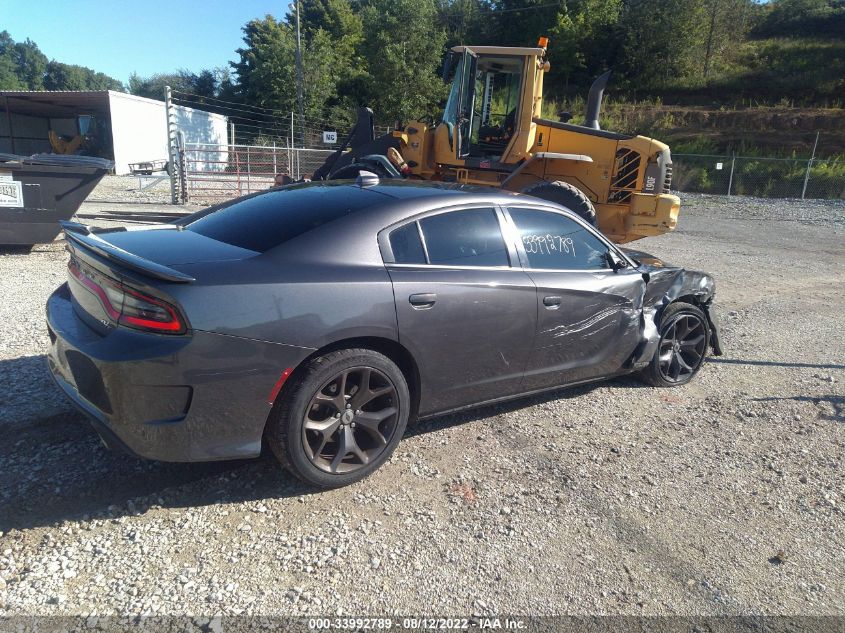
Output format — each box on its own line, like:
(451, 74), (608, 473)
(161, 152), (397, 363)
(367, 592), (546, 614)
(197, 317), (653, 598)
(314, 38), (680, 244)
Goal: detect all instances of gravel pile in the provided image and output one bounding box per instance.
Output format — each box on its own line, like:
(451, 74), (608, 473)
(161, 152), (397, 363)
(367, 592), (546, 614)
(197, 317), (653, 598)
(0, 190), (842, 617)
(87, 174), (172, 205)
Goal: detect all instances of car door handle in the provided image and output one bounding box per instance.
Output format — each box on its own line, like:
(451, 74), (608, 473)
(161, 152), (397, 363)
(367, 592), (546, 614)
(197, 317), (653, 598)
(543, 295), (562, 308)
(409, 293), (437, 309)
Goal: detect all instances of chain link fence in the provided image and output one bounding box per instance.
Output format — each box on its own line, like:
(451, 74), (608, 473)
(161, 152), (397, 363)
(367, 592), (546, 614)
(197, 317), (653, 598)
(166, 87), (399, 204)
(165, 87), (845, 204)
(672, 154), (845, 200)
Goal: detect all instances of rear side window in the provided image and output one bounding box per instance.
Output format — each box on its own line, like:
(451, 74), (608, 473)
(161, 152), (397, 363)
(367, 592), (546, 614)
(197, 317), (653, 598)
(185, 184), (380, 252)
(508, 207), (611, 270)
(419, 208), (508, 267)
(389, 223), (426, 264)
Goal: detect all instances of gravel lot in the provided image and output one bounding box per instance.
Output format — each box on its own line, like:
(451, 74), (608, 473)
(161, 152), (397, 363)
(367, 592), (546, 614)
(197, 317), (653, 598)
(0, 177), (843, 618)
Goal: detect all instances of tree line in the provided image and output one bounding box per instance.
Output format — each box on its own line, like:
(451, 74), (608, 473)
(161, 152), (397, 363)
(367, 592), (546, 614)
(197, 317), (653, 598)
(0, 31), (123, 92)
(1, 0), (842, 132)
(140, 0), (843, 130)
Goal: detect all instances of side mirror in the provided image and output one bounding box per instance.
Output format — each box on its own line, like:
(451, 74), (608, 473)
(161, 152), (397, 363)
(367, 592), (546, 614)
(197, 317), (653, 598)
(559, 111), (572, 123)
(608, 251), (629, 271)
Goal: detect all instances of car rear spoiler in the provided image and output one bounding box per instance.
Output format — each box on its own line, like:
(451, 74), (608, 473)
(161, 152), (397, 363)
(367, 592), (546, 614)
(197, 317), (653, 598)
(60, 221), (195, 283)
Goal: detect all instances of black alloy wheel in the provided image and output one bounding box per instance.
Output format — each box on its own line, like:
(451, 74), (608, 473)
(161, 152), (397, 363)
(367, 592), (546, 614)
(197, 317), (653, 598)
(266, 348), (410, 488)
(641, 302), (710, 387)
(658, 314), (707, 383)
(303, 366), (400, 474)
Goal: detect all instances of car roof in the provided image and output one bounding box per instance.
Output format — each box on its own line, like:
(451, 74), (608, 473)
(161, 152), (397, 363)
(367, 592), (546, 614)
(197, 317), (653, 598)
(282, 179), (520, 204)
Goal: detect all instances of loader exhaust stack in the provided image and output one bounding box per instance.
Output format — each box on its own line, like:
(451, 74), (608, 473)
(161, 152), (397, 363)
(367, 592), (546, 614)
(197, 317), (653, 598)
(585, 70), (611, 130)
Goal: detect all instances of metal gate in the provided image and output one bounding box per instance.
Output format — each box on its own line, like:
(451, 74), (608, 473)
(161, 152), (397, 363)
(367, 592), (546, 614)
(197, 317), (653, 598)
(181, 143), (336, 203)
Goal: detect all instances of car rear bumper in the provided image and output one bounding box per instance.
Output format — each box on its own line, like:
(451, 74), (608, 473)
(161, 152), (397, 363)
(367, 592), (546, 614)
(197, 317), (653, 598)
(46, 283), (314, 462)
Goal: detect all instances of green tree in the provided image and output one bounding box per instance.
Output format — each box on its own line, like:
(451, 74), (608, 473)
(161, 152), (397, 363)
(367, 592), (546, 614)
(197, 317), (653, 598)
(547, 0), (622, 92)
(300, 0), (363, 56)
(45, 61), (124, 91)
(753, 0), (845, 38)
(618, 0), (709, 91)
(298, 0), (367, 119)
(359, 0), (448, 122)
(701, 0), (755, 78)
(12, 38), (47, 90)
(0, 31), (24, 90)
(437, 0), (498, 48)
(231, 14), (354, 124)
(128, 70), (215, 100)
(231, 16), (298, 111)
(44, 61), (88, 90)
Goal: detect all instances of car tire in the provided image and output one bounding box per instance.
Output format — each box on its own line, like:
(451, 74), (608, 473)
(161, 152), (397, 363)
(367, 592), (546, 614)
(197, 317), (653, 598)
(522, 180), (597, 226)
(266, 348), (410, 488)
(641, 302), (710, 387)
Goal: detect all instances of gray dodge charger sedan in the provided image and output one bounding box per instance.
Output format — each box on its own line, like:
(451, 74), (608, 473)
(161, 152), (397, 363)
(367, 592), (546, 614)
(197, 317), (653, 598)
(46, 177), (721, 488)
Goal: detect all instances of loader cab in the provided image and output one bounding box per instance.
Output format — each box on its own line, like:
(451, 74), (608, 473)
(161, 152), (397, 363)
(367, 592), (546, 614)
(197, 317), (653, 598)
(437, 45), (546, 170)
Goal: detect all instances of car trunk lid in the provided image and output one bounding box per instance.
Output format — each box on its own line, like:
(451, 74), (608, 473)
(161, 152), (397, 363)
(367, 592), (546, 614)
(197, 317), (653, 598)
(61, 222), (257, 335)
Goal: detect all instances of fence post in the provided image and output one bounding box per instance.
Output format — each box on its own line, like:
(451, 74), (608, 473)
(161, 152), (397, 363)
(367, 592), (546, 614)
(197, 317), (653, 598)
(802, 131), (820, 200)
(164, 86), (180, 204)
(288, 114), (293, 176)
(246, 146), (251, 194)
(235, 149), (241, 197)
(291, 111), (300, 179)
(178, 132), (188, 203)
(272, 142), (277, 178)
(727, 153), (735, 197)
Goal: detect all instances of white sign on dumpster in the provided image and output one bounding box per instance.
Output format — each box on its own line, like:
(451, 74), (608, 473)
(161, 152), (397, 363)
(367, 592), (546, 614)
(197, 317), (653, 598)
(0, 180), (23, 207)
(323, 131), (338, 144)
(716, 162), (724, 170)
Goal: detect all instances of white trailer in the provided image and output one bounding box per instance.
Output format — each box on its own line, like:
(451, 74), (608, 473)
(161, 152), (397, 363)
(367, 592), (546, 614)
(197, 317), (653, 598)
(0, 90), (228, 175)
(109, 91), (228, 175)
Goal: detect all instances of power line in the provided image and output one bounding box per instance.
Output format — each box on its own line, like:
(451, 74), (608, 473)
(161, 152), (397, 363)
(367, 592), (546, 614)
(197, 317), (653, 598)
(444, 1), (562, 16)
(172, 90), (361, 130)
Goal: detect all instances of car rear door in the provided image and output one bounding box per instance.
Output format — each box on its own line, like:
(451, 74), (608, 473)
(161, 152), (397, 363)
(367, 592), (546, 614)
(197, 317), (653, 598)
(503, 205), (646, 391)
(380, 205), (537, 416)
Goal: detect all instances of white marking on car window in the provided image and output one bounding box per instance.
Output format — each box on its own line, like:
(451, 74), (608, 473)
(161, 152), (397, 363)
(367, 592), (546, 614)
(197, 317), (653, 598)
(521, 234), (576, 257)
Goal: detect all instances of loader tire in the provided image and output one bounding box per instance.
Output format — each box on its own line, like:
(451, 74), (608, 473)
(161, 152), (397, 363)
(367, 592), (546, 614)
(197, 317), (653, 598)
(522, 181), (597, 226)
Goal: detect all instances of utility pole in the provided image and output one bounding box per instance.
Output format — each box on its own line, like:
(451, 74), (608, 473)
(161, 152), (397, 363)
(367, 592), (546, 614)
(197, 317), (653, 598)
(293, 0), (305, 148)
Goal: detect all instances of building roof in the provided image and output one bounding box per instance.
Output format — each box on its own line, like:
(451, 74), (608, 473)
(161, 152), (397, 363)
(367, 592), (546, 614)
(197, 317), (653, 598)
(0, 90), (227, 121)
(0, 90), (114, 118)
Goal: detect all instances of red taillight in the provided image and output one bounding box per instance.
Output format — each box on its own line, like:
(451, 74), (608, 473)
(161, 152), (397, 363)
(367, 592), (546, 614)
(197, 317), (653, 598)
(69, 260), (186, 334)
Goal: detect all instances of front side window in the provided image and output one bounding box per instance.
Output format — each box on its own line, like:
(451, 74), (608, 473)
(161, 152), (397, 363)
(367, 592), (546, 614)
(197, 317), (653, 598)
(470, 55), (523, 158)
(419, 208), (509, 267)
(508, 208), (612, 271)
(441, 58), (463, 129)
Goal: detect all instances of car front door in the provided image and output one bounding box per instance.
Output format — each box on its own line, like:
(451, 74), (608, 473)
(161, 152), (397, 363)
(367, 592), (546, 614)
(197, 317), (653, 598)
(380, 206), (537, 416)
(504, 205), (646, 391)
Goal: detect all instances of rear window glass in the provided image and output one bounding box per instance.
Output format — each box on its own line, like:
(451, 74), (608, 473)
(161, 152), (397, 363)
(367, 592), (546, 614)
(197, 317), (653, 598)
(389, 223), (427, 264)
(419, 208), (509, 267)
(185, 184), (380, 252)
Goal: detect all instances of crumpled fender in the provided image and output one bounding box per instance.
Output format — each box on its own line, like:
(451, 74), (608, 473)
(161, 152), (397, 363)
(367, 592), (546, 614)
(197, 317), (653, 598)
(623, 249), (723, 368)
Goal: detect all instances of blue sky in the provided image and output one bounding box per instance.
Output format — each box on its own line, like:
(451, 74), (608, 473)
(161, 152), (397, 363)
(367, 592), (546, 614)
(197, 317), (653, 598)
(2, 0), (284, 84)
